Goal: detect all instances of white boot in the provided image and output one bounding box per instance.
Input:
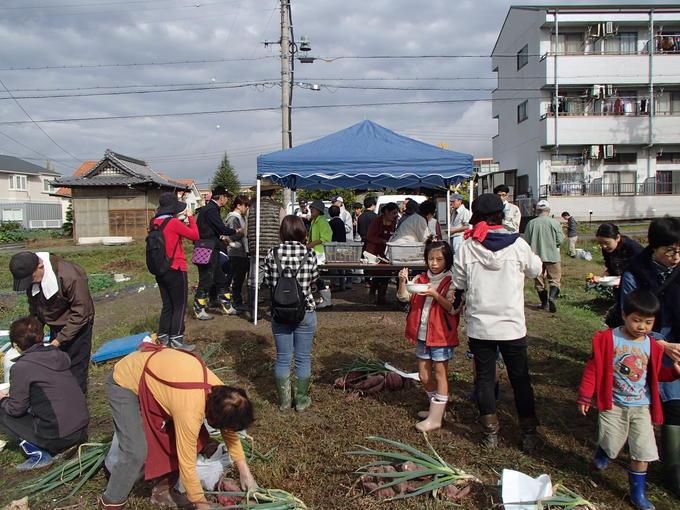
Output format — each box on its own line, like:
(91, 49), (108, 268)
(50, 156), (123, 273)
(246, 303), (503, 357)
(317, 288), (332, 309)
(415, 398), (447, 432)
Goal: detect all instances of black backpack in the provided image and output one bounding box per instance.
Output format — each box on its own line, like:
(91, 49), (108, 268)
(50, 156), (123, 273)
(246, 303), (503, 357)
(145, 217), (178, 276)
(271, 249), (310, 325)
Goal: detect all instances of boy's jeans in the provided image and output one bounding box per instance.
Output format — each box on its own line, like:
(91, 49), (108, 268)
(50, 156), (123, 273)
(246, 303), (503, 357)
(271, 311), (317, 380)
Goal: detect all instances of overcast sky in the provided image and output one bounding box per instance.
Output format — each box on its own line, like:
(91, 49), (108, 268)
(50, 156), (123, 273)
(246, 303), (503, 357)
(0, 0), (658, 185)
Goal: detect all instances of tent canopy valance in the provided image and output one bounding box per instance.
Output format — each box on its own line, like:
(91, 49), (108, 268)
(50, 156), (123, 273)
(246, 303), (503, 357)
(256, 120), (473, 190)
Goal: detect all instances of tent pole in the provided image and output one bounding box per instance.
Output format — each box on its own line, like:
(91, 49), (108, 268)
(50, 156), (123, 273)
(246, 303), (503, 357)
(254, 179), (261, 325)
(291, 189), (296, 215)
(446, 187), (451, 245)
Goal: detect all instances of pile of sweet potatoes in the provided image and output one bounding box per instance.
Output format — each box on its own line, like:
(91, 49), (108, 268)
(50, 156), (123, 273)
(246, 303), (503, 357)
(333, 371), (408, 395)
(360, 462), (472, 501)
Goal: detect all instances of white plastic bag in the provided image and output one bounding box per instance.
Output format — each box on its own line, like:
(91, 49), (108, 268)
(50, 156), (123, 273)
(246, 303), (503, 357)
(501, 469), (553, 510)
(574, 248), (593, 261)
(176, 443), (233, 493)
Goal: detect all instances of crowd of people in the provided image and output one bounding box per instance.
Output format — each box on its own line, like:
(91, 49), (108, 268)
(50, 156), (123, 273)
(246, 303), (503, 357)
(1, 185), (679, 510)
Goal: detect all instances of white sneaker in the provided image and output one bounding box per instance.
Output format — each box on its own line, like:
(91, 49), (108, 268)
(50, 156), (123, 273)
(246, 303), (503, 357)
(194, 309), (214, 321)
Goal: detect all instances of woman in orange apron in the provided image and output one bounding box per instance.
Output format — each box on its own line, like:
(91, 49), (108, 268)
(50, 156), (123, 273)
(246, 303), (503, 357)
(99, 344), (257, 509)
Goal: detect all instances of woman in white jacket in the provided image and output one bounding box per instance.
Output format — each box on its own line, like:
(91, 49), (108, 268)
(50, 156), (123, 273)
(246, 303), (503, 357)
(452, 193), (542, 451)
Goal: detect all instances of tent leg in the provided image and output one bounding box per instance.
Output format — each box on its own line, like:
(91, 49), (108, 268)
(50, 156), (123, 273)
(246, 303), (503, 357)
(446, 188), (451, 245)
(291, 190), (296, 215)
(254, 179), (261, 325)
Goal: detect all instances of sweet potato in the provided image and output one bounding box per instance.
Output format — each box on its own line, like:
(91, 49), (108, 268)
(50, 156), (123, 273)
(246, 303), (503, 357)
(362, 378), (385, 394)
(354, 374), (385, 390)
(384, 372), (403, 391)
(374, 485), (396, 498)
(216, 476), (243, 506)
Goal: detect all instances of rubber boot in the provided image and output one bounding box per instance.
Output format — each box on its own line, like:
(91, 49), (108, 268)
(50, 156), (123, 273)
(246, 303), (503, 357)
(294, 378), (312, 412)
(593, 446), (610, 470)
(417, 391), (437, 419)
(662, 424), (680, 498)
(193, 290), (214, 321)
(479, 414), (499, 448)
(519, 416), (541, 452)
(275, 377), (292, 412)
(628, 470), (656, 510)
(17, 440), (53, 470)
(415, 398), (447, 432)
(168, 335), (195, 352)
(218, 289), (240, 316)
(548, 286), (560, 313)
(376, 281), (388, 305)
(537, 290), (548, 310)
(317, 289), (332, 309)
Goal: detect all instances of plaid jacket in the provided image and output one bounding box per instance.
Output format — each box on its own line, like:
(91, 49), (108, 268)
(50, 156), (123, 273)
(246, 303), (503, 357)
(264, 241), (319, 311)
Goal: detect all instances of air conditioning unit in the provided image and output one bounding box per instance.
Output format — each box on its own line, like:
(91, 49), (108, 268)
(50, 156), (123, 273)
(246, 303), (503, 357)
(591, 84), (602, 98)
(605, 22), (615, 35)
(604, 145), (615, 159)
(590, 145), (601, 159)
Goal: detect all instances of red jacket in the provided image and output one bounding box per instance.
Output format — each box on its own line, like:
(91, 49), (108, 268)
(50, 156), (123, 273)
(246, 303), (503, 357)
(152, 216), (199, 272)
(405, 273), (459, 348)
(364, 215), (395, 257)
(577, 328), (680, 425)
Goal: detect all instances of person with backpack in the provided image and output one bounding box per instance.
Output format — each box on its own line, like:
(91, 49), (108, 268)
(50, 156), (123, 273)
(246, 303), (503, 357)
(263, 215), (319, 413)
(147, 192), (199, 350)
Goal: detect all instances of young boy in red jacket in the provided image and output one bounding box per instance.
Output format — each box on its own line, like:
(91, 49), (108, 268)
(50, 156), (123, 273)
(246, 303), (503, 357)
(578, 290), (680, 510)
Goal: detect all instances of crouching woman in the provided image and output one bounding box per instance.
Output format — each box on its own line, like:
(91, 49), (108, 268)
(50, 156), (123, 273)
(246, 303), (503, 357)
(99, 345), (257, 510)
(0, 316), (88, 470)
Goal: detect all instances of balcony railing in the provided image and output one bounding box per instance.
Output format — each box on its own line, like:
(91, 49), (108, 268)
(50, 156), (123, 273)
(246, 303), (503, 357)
(542, 97), (680, 118)
(542, 34), (680, 58)
(540, 181), (680, 197)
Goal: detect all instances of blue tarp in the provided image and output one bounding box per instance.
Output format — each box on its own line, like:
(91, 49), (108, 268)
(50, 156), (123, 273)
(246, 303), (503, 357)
(91, 332), (149, 363)
(257, 120), (473, 190)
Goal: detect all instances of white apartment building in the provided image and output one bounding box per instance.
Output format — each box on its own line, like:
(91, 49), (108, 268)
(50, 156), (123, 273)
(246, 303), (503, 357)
(491, 3), (680, 221)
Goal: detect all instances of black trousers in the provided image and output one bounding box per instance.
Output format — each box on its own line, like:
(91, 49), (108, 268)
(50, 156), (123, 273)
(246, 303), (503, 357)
(156, 269), (188, 337)
(197, 252), (227, 294)
(0, 407), (87, 454)
(226, 256), (249, 304)
(469, 337), (537, 419)
(50, 321), (92, 396)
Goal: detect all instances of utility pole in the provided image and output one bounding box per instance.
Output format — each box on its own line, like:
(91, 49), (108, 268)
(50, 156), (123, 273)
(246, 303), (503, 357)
(280, 0), (293, 210)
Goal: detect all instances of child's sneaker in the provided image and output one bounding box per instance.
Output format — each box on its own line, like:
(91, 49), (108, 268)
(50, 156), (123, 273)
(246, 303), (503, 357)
(16, 440), (53, 471)
(592, 446), (610, 470)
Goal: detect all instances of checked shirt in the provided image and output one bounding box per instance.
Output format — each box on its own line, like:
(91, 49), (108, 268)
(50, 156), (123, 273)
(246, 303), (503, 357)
(263, 241), (319, 311)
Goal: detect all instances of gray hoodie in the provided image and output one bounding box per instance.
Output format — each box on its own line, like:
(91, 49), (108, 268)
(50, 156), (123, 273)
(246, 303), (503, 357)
(1, 344), (88, 439)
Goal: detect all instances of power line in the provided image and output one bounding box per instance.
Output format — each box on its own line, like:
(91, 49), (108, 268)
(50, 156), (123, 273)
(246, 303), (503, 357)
(0, 130), (72, 172)
(0, 78), (81, 164)
(0, 97), (541, 125)
(0, 55), (276, 71)
(0, 0), (238, 12)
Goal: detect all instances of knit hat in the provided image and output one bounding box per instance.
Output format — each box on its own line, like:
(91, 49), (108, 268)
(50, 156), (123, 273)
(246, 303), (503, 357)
(470, 193), (504, 224)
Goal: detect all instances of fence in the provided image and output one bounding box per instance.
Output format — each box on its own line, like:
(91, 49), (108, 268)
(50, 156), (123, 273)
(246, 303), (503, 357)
(540, 181), (680, 197)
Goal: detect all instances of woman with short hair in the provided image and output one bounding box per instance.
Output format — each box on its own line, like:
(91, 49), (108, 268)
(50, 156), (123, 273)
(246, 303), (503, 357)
(225, 195), (251, 311)
(264, 215), (319, 412)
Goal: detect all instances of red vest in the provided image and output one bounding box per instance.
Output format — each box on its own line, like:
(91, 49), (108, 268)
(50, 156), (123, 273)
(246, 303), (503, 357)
(405, 273), (459, 348)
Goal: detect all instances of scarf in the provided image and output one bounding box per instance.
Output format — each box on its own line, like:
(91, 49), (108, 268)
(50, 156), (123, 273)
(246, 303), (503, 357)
(463, 221), (505, 242)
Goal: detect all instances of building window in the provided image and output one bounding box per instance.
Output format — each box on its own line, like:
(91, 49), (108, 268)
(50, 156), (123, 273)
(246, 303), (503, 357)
(604, 153), (637, 165)
(2, 209), (23, 222)
(517, 101), (528, 123)
(517, 175), (530, 196)
(657, 152), (680, 164)
(551, 154), (584, 166)
(43, 179), (52, 193)
(9, 174), (27, 191)
(604, 32), (638, 55)
(516, 44), (528, 70)
(551, 33), (583, 54)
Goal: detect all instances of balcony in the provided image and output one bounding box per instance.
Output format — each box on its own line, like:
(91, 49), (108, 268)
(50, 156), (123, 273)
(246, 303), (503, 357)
(541, 98), (680, 145)
(540, 181), (680, 197)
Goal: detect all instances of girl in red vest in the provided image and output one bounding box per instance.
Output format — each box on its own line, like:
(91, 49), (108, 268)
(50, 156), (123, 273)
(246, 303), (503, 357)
(397, 241), (462, 432)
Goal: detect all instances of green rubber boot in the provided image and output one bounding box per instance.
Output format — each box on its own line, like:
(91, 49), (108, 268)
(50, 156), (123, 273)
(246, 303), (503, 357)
(662, 424), (680, 498)
(274, 377), (292, 412)
(294, 378), (312, 412)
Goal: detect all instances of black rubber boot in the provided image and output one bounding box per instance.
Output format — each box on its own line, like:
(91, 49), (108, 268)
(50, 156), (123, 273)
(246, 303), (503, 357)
(537, 290), (548, 310)
(519, 416), (541, 452)
(548, 287), (560, 313)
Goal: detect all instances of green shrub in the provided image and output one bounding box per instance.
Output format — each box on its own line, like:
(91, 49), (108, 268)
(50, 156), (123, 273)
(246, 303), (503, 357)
(0, 222), (26, 243)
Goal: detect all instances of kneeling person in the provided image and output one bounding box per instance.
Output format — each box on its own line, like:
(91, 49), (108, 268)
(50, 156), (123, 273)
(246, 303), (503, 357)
(100, 346), (257, 510)
(0, 316), (88, 470)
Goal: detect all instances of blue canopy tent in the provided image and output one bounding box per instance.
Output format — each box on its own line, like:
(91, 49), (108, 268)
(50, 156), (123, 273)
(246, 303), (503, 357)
(257, 120), (473, 190)
(251, 120), (473, 324)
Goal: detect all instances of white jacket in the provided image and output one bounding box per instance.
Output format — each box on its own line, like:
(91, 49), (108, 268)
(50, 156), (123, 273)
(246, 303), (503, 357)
(452, 234), (541, 340)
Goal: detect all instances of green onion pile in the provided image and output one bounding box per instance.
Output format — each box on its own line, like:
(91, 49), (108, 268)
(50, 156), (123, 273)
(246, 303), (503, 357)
(19, 442), (110, 500)
(348, 435), (479, 501)
(536, 484), (598, 509)
(209, 487), (308, 509)
(207, 431), (275, 462)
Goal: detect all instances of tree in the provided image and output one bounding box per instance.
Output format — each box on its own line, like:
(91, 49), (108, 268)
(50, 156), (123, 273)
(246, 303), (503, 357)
(212, 153), (241, 195)
(297, 189), (356, 206)
(62, 200), (74, 237)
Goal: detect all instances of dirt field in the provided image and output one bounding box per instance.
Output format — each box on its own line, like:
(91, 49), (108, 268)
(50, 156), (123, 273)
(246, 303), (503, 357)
(0, 238), (678, 509)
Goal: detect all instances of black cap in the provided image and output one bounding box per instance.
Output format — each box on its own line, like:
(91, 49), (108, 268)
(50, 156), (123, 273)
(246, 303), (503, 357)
(471, 193), (504, 224)
(156, 192), (187, 217)
(9, 252), (40, 291)
(211, 185), (233, 198)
